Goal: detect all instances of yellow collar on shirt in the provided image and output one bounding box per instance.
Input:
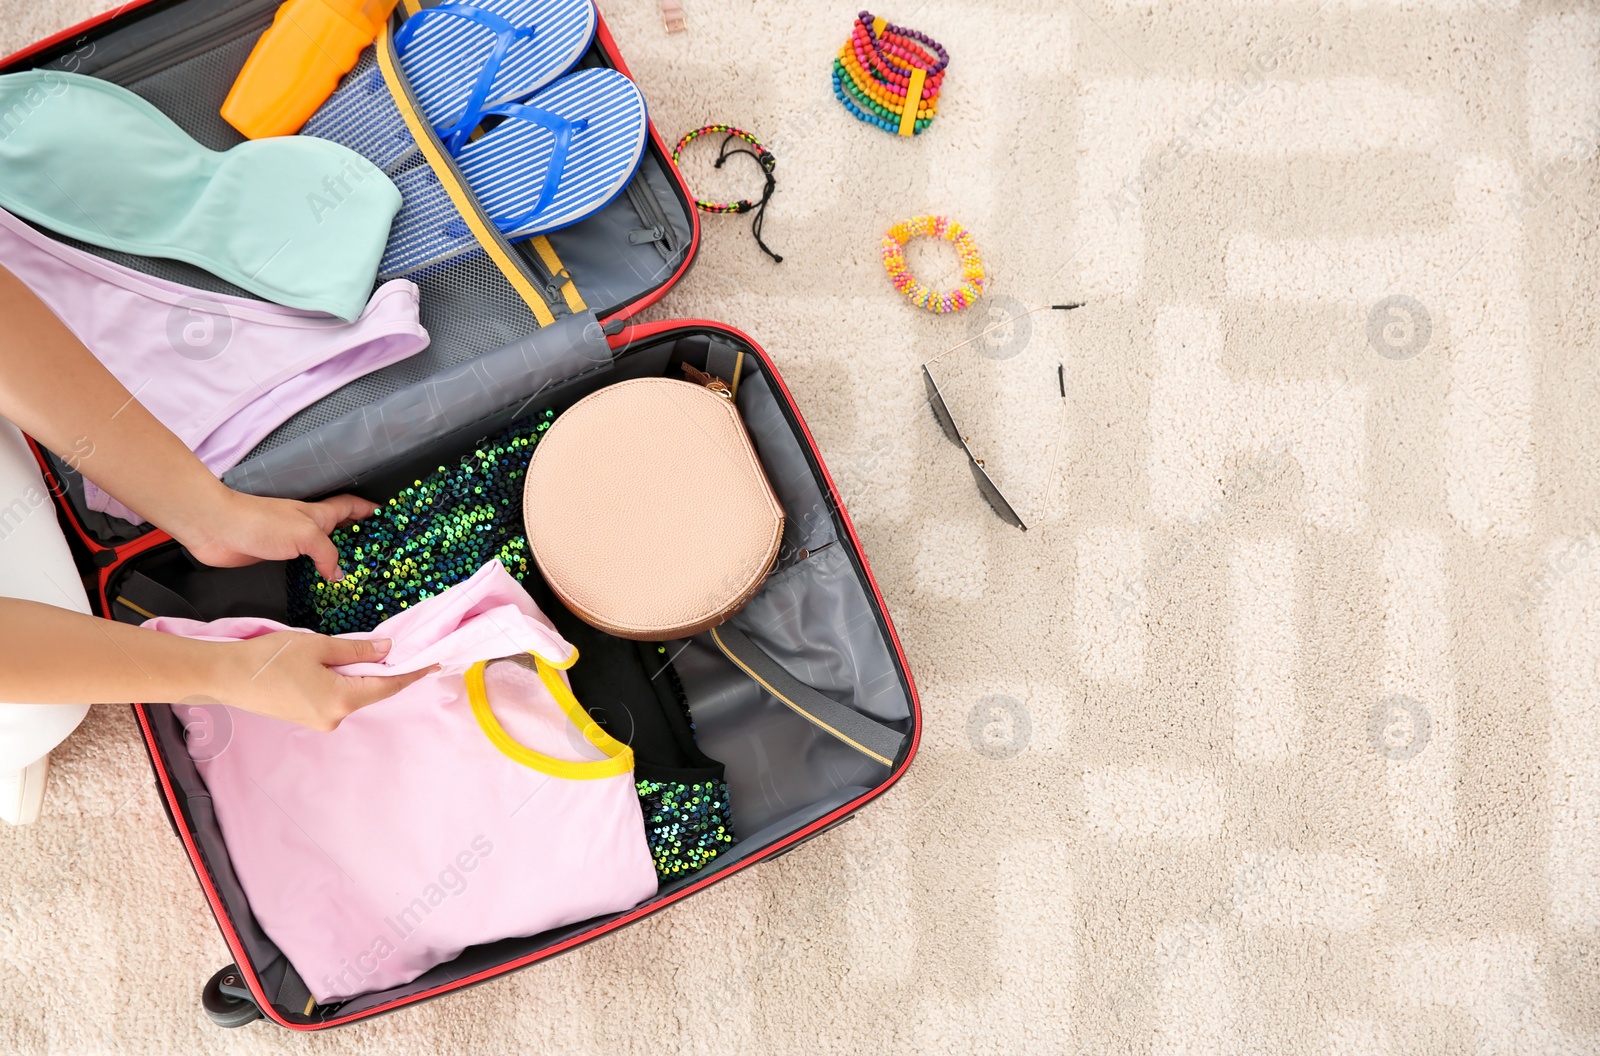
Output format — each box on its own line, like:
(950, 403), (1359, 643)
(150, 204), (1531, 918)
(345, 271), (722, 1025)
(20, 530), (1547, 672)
(466, 652), (635, 780)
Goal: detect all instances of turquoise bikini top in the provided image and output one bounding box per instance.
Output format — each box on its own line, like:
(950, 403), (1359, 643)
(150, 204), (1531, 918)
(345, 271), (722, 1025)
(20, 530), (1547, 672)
(0, 71), (401, 321)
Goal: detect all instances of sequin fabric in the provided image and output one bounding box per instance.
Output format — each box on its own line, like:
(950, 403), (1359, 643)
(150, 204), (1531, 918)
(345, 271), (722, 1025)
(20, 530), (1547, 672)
(636, 776), (734, 881)
(286, 410), (555, 634)
(635, 643), (736, 881)
(285, 409), (736, 882)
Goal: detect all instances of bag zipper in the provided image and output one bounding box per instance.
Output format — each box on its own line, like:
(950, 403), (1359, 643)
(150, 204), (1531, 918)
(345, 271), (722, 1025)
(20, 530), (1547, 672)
(626, 179), (680, 261)
(516, 242), (569, 304)
(86, 0), (281, 82)
(680, 362), (732, 399)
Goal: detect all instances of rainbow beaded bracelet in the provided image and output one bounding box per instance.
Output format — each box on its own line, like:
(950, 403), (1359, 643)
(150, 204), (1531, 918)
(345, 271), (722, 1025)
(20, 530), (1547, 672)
(881, 215), (986, 313)
(834, 10), (948, 137)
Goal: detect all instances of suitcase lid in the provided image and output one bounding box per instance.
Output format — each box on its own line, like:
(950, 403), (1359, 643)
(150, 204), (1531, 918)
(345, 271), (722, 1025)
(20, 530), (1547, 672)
(1, 0), (705, 507)
(0, 0), (701, 329)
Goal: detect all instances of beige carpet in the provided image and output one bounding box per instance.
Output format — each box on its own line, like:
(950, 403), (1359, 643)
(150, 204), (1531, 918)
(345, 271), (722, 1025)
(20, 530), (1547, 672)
(5, 0), (1600, 1051)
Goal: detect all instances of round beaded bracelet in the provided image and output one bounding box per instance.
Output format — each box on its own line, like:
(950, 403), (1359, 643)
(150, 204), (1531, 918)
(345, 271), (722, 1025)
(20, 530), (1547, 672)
(671, 124), (783, 262)
(881, 215), (986, 313)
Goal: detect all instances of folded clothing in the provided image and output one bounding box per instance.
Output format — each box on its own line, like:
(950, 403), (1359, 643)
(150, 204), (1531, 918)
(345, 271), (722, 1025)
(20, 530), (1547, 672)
(0, 205), (430, 525)
(146, 561), (658, 1004)
(286, 412), (735, 880)
(0, 71), (401, 321)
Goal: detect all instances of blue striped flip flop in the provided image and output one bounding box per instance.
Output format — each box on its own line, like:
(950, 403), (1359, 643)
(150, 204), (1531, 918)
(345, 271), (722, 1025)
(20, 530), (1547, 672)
(456, 67), (647, 238)
(394, 0), (596, 154)
(376, 68), (646, 277)
(377, 161), (480, 278)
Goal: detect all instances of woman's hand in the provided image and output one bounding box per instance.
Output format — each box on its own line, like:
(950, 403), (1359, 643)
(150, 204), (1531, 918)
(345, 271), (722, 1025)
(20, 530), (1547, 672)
(208, 632), (437, 731)
(168, 486), (378, 582)
(0, 599), (434, 730)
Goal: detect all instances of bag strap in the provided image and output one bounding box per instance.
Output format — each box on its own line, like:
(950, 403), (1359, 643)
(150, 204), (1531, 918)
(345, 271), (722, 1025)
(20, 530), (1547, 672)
(392, 3), (540, 154)
(710, 624), (906, 768)
(704, 339), (746, 399)
(273, 964), (317, 1017)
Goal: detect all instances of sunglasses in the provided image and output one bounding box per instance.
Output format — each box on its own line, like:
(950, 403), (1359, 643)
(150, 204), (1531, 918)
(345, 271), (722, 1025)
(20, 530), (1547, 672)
(921, 303), (1079, 532)
(922, 365), (1029, 530)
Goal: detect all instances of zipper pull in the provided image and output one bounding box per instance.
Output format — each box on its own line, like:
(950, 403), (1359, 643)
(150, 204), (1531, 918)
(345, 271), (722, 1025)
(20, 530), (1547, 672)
(681, 362), (733, 399)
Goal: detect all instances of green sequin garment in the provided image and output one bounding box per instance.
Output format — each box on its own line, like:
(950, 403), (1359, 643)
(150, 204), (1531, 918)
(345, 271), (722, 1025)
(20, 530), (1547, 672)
(286, 411), (553, 633)
(285, 410), (735, 882)
(637, 649), (735, 881)
(637, 777), (734, 881)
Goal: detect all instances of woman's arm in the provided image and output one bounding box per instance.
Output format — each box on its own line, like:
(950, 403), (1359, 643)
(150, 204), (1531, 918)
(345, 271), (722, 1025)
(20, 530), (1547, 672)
(0, 265), (369, 580)
(0, 269), (429, 726)
(0, 598), (432, 730)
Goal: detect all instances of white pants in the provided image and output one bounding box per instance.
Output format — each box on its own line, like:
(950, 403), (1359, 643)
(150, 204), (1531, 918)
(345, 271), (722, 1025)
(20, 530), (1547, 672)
(0, 416), (91, 773)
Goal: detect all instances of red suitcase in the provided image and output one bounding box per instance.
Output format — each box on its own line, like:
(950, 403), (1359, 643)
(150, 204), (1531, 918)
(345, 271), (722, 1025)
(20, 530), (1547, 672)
(5, 0), (921, 1029)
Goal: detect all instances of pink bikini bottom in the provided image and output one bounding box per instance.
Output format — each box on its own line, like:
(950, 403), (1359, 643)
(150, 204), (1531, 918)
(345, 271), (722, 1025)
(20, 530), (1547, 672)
(0, 206), (430, 524)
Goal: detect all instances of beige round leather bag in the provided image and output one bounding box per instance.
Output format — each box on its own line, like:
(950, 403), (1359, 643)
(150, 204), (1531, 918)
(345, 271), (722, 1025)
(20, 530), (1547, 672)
(522, 369), (785, 640)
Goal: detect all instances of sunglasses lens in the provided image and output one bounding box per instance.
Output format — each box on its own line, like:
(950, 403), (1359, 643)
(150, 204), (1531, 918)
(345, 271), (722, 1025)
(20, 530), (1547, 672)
(967, 459), (1028, 531)
(922, 367), (962, 446)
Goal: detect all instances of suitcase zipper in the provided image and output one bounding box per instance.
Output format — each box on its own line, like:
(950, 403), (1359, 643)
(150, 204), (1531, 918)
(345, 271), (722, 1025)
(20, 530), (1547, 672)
(518, 241), (568, 304)
(375, 23), (563, 326)
(625, 179), (680, 261)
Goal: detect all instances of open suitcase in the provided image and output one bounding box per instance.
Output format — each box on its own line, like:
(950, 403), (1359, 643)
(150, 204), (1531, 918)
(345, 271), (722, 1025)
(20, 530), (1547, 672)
(2, 0), (921, 1030)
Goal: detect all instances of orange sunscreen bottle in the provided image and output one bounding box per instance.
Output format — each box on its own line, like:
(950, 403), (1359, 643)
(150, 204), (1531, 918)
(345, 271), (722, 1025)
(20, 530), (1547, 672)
(221, 0), (402, 139)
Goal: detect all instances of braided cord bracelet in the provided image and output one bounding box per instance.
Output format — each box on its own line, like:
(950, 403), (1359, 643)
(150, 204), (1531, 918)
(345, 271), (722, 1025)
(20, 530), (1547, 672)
(671, 125), (783, 262)
(881, 215), (986, 313)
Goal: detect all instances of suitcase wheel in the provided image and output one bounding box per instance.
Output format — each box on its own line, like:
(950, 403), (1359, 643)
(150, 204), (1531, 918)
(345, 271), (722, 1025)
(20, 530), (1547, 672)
(202, 965), (263, 1028)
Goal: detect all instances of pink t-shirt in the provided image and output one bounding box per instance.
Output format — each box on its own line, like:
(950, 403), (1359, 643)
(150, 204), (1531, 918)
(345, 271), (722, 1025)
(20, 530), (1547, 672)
(145, 562), (657, 1003)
